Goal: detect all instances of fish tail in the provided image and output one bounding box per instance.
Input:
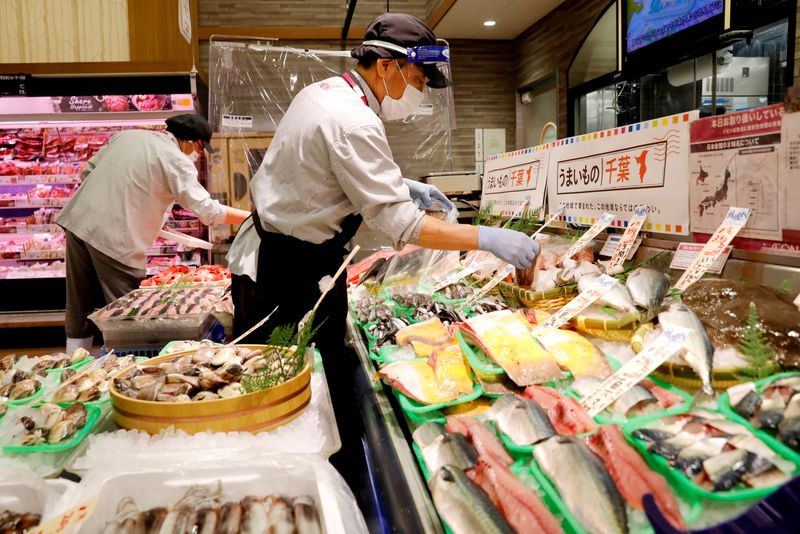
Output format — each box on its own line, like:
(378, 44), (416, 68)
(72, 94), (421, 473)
(689, 389), (714, 409)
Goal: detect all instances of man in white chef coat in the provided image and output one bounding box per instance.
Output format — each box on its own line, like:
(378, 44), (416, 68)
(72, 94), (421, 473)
(227, 13), (539, 357)
(58, 114), (250, 353)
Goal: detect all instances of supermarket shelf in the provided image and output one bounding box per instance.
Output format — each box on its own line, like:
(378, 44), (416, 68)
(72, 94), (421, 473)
(0, 224), (63, 234)
(0, 310), (65, 329)
(0, 271), (65, 279)
(0, 202), (67, 209)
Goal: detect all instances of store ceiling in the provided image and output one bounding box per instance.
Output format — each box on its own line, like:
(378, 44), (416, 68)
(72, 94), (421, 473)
(433, 0), (566, 40)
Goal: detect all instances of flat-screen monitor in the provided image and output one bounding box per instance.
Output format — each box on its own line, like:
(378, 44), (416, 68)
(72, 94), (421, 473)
(622, 0), (726, 74)
(626, 0), (724, 53)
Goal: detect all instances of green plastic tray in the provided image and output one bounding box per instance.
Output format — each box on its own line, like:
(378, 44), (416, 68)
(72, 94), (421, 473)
(620, 408), (799, 503)
(393, 382), (483, 415)
(5, 384), (45, 408)
(2, 402), (101, 453)
(456, 330), (505, 376)
(564, 355), (693, 425)
(717, 371), (800, 466)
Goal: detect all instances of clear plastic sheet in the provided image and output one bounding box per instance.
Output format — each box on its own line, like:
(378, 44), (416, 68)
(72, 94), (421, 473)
(207, 38), (455, 179)
(56, 452), (368, 534)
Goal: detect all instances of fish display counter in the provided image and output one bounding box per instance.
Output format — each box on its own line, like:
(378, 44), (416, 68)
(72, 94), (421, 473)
(344, 241), (800, 534)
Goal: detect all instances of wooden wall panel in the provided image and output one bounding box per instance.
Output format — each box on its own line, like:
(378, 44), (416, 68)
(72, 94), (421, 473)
(127, 0), (193, 65)
(0, 0), (130, 63)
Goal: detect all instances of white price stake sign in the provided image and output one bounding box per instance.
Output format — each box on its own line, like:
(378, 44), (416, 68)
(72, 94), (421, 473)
(675, 207), (751, 291)
(531, 205), (565, 239)
(557, 213), (615, 265)
(462, 264), (514, 309)
(580, 327), (688, 416)
(794, 292), (800, 310)
(607, 206), (648, 273)
(431, 263), (480, 292)
(532, 274), (617, 331)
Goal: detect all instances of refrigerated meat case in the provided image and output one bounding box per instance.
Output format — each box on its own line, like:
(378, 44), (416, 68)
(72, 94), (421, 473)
(0, 73), (209, 314)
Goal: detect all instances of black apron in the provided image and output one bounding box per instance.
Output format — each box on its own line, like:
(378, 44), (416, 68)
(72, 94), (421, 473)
(234, 212), (362, 361)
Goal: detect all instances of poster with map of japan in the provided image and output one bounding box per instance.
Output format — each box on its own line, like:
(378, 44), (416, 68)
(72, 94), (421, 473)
(689, 104), (784, 240)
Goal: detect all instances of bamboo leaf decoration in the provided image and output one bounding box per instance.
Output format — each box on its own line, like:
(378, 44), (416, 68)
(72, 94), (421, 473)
(734, 302), (779, 381)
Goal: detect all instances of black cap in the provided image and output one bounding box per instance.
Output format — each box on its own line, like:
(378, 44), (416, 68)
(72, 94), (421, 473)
(165, 114), (212, 150)
(351, 13), (450, 88)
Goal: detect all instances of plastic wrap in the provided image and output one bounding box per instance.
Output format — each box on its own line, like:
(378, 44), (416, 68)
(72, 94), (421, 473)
(55, 452), (368, 534)
(208, 38), (455, 178)
(0, 464), (74, 528)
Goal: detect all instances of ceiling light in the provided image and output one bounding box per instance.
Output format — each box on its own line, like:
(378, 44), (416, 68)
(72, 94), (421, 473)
(483, 20), (496, 27)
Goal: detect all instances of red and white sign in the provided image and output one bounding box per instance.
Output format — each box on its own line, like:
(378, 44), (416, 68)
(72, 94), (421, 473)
(557, 213), (615, 265)
(482, 147), (550, 217)
(675, 207), (751, 291)
(607, 205), (648, 273)
(548, 112), (697, 235)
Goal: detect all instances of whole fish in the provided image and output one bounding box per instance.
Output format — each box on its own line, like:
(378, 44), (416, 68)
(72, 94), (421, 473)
(578, 273), (638, 315)
(446, 416), (513, 466)
(413, 422), (447, 449)
(429, 465), (515, 534)
(657, 303), (714, 395)
(422, 432), (479, 474)
(534, 436), (628, 534)
(625, 268), (670, 310)
(487, 395), (555, 446)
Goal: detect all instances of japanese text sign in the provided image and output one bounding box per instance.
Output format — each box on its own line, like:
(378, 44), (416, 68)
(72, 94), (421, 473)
(557, 213), (615, 265)
(532, 274), (617, 331)
(548, 111), (697, 234)
(31, 497), (97, 534)
(580, 327), (687, 416)
(675, 207), (751, 291)
(690, 103), (784, 241)
(482, 146), (551, 217)
(607, 205), (648, 273)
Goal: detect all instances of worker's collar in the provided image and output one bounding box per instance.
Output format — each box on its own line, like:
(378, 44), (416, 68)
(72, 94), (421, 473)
(348, 70), (381, 115)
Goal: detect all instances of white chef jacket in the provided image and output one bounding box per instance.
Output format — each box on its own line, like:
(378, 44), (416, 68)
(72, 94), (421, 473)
(227, 70), (424, 281)
(57, 129), (226, 269)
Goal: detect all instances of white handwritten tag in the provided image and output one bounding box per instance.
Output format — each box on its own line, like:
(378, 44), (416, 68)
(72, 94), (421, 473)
(607, 206), (648, 273)
(532, 274), (617, 331)
(462, 264), (514, 309)
(431, 263), (480, 292)
(531, 205), (565, 239)
(580, 327), (688, 416)
(675, 207), (750, 291)
(557, 213), (615, 265)
(794, 292), (800, 310)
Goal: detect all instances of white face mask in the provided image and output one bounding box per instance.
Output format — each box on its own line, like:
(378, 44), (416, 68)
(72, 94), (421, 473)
(187, 150), (200, 163)
(381, 61), (425, 121)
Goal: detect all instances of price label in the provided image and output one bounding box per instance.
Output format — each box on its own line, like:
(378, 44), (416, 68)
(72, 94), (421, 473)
(531, 204), (565, 239)
(557, 213), (615, 265)
(29, 496), (97, 534)
(606, 206), (648, 273)
(532, 274), (617, 331)
(675, 207), (750, 291)
(431, 263), (479, 292)
(669, 243), (732, 274)
(462, 264), (514, 309)
(794, 292), (800, 310)
(599, 235), (642, 259)
(580, 327), (688, 416)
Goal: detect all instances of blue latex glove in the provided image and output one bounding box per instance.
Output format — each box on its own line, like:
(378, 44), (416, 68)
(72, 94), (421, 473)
(404, 178), (455, 213)
(477, 226), (541, 269)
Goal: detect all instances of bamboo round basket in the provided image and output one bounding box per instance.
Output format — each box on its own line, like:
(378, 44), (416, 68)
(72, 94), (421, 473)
(631, 323), (745, 391)
(109, 345), (312, 435)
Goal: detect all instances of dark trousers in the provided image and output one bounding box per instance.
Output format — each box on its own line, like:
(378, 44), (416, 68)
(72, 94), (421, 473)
(64, 230), (145, 338)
